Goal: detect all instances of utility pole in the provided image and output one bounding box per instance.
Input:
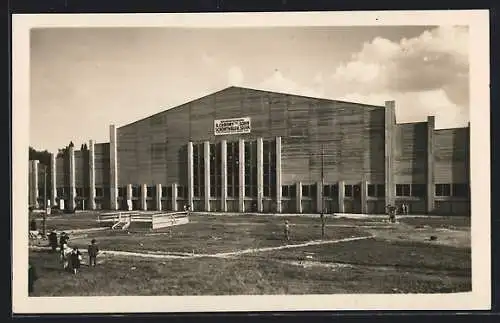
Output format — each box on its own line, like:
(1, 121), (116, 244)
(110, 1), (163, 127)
(321, 143), (324, 214)
(43, 164), (47, 236)
(320, 143), (325, 239)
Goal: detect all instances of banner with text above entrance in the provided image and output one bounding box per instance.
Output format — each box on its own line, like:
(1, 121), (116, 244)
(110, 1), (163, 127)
(214, 117), (251, 136)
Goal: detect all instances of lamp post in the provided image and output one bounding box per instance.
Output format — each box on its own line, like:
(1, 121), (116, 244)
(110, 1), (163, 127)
(43, 164), (47, 236)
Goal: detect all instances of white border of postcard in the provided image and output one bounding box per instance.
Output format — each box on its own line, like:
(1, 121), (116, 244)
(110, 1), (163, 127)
(12, 10), (491, 313)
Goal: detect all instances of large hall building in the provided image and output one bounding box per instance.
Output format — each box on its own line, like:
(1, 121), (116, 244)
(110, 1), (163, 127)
(28, 86), (471, 215)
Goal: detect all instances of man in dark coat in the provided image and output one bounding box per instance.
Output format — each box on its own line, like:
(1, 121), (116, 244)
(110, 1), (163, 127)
(48, 230), (58, 252)
(87, 239), (99, 267)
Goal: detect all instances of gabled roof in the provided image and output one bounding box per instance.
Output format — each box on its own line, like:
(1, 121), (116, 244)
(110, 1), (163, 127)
(118, 86), (386, 129)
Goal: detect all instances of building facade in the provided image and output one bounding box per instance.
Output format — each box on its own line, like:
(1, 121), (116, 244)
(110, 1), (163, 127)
(28, 87), (471, 215)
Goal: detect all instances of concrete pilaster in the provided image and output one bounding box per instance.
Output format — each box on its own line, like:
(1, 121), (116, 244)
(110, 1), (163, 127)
(141, 183), (147, 211)
(384, 101), (396, 207)
(257, 137), (264, 212)
(296, 182), (302, 213)
(126, 184), (133, 210)
(187, 142), (194, 211)
(204, 141), (211, 212)
(172, 183), (178, 211)
(238, 139), (245, 212)
(109, 125), (118, 210)
(30, 160), (39, 208)
(69, 146), (76, 210)
(338, 180), (345, 213)
(361, 180), (368, 214)
(88, 140), (96, 210)
(427, 116), (435, 213)
(156, 183), (162, 211)
(50, 154), (57, 207)
(275, 137), (282, 213)
(221, 140), (228, 212)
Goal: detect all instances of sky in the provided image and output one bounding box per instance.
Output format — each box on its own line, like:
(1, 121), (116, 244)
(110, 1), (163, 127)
(30, 25), (469, 153)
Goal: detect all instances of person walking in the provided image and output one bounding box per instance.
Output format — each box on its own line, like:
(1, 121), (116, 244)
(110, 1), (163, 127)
(87, 239), (99, 267)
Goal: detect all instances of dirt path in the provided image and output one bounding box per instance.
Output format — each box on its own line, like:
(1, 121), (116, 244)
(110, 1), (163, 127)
(30, 235), (374, 260)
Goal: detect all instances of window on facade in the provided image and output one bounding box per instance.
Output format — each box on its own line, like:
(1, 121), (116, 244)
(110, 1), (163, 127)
(96, 187), (104, 197)
(244, 141), (257, 197)
(344, 184), (353, 197)
(147, 186), (154, 198)
(132, 186), (139, 197)
(376, 184), (385, 197)
(367, 184), (376, 197)
(261, 186), (267, 197)
(322, 184), (338, 198)
(263, 140), (276, 198)
(353, 185), (361, 198)
(57, 188), (64, 197)
(227, 141), (240, 198)
(302, 185), (316, 198)
(177, 186), (185, 198)
(193, 143), (205, 198)
(282, 185), (290, 197)
(435, 183), (451, 197)
(76, 187), (83, 197)
(117, 187), (124, 197)
(452, 183), (468, 197)
(411, 184), (426, 197)
(396, 184), (411, 197)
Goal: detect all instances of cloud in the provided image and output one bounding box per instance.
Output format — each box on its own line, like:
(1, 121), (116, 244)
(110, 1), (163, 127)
(330, 26), (469, 128)
(227, 66), (244, 85)
(259, 70), (325, 98)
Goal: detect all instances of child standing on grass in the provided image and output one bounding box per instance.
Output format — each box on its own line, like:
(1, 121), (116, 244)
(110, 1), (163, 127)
(87, 239), (99, 267)
(69, 247), (82, 275)
(284, 219), (291, 242)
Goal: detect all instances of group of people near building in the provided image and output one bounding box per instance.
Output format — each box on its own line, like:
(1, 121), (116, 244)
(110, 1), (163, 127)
(29, 229), (100, 294)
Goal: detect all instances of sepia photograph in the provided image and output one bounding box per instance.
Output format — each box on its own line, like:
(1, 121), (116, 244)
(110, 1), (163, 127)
(12, 11), (490, 313)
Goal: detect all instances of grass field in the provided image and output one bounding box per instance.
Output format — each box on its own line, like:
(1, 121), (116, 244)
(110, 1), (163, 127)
(28, 212), (471, 296)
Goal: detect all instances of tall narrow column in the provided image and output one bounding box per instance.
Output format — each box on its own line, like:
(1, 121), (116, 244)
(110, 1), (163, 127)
(361, 180), (368, 214)
(257, 137), (264, 212)
(296, 182), (302, 213)
(155, 184), (162, 211)
(172, 183), (178, 211)
(187, 142), (194, 211)
(30, 160), (40, 208)
(68, 146), (76, 210)
(384, 101), (396, 207)
(427, 116), (435, 214)
(221, 140), (228, 212)
(88, 140), (96, 210)
(338, 180), (345, 213)
(238, 139), (245, 212)
(50, 154), (57, 207)
(316, 181), (323, 213)
(204, 141), (211, 212)
(141, 184), (147, 211)
(126, 184), (133, 210)
(275, 137), (282, 213)
(109, 125), (118, 210)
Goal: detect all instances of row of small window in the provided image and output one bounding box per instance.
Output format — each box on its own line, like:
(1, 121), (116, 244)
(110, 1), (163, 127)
(53, 183), (469, 199)
(56, 186), (189, 198)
